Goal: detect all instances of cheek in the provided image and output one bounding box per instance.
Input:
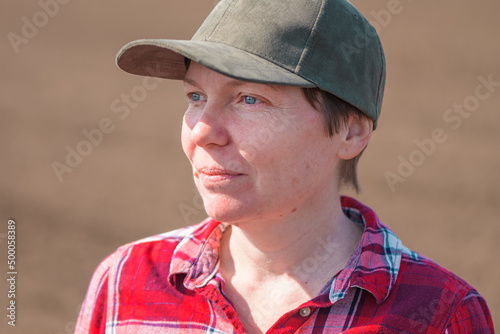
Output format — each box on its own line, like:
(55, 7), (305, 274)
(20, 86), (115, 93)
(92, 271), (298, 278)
(238, 125), (306, 183)
(234, 118), (289, 172)
(181, 117), (194, 160)
(272, 127), (336, 186)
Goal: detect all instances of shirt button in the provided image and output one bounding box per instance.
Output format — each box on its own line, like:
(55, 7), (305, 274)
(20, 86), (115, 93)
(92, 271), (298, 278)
(299, 307), (311, 317)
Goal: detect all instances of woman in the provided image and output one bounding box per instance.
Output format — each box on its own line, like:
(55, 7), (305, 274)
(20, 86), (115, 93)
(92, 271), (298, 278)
(76, 0), (493, 333)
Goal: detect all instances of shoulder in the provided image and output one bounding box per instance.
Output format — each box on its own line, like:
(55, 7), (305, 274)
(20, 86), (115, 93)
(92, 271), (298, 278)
(398, 249), (472, 296)
(397, 249), (481, 304)
(340, 197), (493, 331)
(395, 250), (494, 331)
(81, 222), (205, 293)
(102, 218), (218, 272)
(75, 220), (220, 333)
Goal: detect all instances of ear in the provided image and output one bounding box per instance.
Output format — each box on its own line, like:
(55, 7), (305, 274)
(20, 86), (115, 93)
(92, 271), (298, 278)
(337, 116), (373, 160)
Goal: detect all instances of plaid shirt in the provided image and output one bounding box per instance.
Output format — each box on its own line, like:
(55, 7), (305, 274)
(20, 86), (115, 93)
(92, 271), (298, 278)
(75, 196), (494, 333)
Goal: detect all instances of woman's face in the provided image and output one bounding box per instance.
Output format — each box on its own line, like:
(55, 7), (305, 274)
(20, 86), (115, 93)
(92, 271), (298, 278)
(181, 62), (344, 225)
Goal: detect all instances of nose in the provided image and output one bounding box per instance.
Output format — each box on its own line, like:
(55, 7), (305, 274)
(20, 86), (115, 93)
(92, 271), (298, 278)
(186, 102), (230, 148)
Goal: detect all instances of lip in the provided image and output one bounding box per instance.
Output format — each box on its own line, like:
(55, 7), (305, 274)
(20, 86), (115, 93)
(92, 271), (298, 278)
(195, 167), (244, 185)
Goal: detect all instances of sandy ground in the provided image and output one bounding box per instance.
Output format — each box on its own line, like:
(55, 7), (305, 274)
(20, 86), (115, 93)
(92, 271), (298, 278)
(1, 0), (499, 332)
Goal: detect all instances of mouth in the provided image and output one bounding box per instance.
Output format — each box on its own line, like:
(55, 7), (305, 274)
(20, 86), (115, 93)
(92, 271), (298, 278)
(195, 167), (244, 185)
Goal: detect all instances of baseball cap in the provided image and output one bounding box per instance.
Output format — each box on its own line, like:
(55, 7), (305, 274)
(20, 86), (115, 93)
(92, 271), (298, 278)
(116, 0), (386, 127)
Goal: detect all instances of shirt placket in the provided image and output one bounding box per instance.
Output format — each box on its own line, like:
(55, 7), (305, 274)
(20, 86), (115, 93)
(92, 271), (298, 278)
(196, 282), (248, 334)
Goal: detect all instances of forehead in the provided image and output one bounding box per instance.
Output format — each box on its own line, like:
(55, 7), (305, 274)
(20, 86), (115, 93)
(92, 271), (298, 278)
(183, 61), (291, 94)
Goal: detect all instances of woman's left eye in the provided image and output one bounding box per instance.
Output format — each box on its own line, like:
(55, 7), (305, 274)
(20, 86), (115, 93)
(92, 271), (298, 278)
(243, 96), (259, 105)
(190, 93), (203, 101)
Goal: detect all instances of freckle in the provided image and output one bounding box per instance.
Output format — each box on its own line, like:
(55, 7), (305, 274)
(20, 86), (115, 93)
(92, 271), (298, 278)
(291, 207), (297, 213)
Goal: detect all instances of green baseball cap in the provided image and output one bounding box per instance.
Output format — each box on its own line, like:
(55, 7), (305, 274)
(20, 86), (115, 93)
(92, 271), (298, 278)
(116, 0), (386, 127)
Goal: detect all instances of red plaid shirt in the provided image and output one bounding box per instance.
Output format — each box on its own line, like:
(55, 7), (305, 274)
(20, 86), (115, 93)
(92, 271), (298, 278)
(75, 197), (494, 333)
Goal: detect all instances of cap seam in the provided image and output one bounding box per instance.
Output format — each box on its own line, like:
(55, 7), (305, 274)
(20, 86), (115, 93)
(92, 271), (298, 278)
(375, 38), (385, 117)
(295, 0), (325, 75)
(206, 0), (320, 80)
(205, 0), (236, 41)
(206, 37), (313, 82)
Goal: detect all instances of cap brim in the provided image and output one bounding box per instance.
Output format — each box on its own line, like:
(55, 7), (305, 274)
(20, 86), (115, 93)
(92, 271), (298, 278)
(116, 39), (316, 87)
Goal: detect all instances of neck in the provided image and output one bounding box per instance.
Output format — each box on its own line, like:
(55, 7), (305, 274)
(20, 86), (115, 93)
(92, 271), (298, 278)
(219, 194), (362, 286)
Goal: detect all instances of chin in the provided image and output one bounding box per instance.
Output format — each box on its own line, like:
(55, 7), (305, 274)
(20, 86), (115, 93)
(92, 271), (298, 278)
(205, 205), (248, 224)
(203, 196), (256, 224)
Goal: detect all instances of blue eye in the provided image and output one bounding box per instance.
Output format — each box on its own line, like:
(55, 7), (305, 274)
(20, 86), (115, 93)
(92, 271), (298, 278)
(191, 93), (202, 101)
(244, 96), (258, 105)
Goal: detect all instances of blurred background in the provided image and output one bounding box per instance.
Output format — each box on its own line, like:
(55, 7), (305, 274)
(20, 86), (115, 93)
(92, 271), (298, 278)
(1, 0), (499, 332)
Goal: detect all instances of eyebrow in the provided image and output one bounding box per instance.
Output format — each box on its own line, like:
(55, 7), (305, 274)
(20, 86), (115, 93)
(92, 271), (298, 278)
(183, 76), (247, 88)
(183, 76), (282, 93)
(183, 77), (200, 87)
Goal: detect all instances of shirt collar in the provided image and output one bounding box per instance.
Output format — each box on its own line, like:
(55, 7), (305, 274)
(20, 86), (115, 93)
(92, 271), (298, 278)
(168, 219), (225, 289)
(169, 196), (411, 304)
(331, 196), (411, 304)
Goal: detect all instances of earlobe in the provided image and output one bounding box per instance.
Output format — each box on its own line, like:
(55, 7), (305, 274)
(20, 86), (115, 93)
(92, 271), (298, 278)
(337, 116), (373, 160)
